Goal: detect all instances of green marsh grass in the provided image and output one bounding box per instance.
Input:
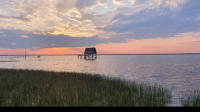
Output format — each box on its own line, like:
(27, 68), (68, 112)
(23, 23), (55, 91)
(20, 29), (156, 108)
(0, 68), (172, 107)
(180, 90), (200, 107)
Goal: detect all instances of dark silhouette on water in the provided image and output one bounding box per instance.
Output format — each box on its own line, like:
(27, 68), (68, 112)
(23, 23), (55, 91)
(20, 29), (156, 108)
(78, 47), (97, 60)
(0, 61), (19, 62)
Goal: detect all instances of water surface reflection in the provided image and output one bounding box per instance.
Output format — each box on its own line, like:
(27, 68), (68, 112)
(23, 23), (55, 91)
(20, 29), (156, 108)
(1, 55), (200, 106)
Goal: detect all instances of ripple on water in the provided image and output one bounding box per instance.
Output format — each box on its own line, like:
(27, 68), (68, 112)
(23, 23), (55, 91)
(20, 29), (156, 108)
(1, 55), (200, 106)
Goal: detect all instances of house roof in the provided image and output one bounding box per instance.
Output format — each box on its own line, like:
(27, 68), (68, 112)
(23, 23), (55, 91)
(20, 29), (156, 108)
(84, 47), (97, 54)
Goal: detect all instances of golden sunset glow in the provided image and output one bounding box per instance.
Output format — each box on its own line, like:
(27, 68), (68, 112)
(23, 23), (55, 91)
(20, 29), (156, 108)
(0, 0), (200, 55)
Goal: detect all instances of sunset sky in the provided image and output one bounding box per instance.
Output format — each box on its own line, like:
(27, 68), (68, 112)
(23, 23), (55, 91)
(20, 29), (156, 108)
(0, 0), (200, 55)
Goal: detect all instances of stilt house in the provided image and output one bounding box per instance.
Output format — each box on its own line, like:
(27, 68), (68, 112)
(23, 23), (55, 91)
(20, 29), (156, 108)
(84, 47), (97, 60)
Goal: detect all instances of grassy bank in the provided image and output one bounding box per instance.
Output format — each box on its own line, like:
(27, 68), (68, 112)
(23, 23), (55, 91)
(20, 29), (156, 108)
(180, 90), (200, 107)
(0, 68), (172, 107)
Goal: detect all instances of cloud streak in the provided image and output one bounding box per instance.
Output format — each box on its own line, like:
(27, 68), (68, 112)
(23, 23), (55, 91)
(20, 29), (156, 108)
(96, 0), (200, 39)
(0, 28), (127, 49)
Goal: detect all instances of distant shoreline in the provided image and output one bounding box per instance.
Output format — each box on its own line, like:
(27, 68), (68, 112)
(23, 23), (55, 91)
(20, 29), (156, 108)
(0, 61), (19, 62)
(0, 53), (200, 56)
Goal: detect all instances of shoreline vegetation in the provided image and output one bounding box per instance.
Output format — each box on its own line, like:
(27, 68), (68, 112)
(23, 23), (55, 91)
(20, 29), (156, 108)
(180, 90), (200, 107)
(0, 68), (172, 107)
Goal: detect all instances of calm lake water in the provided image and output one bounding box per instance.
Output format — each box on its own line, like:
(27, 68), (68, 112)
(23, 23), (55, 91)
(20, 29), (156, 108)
(0, 54), (200, 106)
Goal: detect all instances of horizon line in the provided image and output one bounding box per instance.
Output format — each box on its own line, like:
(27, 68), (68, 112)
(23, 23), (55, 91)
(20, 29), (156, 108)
(0, 53), (200, 56)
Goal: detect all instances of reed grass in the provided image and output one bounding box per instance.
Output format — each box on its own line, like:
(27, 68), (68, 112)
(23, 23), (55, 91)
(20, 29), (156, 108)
(0, 68), (172, 107)
(180, 90), (200, 107)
